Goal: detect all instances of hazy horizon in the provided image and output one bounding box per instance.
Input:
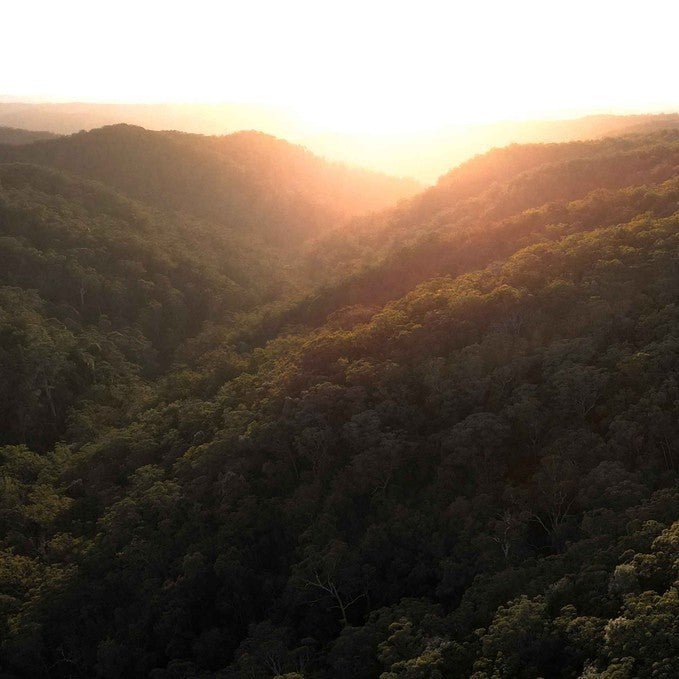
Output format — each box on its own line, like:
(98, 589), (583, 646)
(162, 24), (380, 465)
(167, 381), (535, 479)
(2, 93), (676, 128)
(4, 0), (679, 181)
(1, 98), (678, 182)
(4, 0), (678, 135)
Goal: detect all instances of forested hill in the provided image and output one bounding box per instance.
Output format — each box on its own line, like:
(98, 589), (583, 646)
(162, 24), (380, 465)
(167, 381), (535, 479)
(0, 125), (421, 244)
(0, 125), (417, 453)
(0, 126), (60, 145)
(237, 131), (679, 344)
(2, 131), (679, 678)
(0, 162), (282, 451)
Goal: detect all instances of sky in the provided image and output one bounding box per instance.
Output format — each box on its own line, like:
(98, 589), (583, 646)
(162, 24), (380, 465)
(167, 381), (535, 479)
(3, 0), (678, 135)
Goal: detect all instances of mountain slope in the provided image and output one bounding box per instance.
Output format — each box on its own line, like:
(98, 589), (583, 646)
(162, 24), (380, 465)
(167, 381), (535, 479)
(0, 162), (280, 450)
(237, 131), (679, 344)
(0, 125), (421, 245)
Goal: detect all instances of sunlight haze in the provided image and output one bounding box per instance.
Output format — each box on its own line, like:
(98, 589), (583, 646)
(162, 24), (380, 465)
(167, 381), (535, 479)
(3, 0), (678, 136)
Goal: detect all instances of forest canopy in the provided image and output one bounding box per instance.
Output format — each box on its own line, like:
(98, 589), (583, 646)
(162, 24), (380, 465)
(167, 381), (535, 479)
(1, 128), (679, 678)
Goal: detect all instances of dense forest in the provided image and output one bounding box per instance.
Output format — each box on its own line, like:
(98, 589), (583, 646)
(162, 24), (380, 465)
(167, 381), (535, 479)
(0, 126), (420, 244)
(1, 126), (679, 678)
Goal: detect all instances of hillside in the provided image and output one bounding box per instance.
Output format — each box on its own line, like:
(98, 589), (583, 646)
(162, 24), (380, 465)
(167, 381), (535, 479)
(0, 126), (60, 145)
(234, 131), (679, 345)
(0, 162), (282, 451)
(1, 132), (679, 678)
(0, 125), (420, 244)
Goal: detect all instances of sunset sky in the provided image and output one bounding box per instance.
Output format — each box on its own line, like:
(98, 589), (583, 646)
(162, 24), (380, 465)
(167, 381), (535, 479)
(4, 0), (678, 135)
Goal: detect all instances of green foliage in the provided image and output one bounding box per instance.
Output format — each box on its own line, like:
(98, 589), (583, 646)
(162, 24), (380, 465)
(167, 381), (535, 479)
(1, 130), (679, 678)
(0, 125), (420, 245)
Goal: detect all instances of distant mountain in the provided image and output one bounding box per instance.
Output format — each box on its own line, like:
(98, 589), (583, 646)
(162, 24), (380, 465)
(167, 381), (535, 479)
(0, 124), (420, 244)
(0, 100), (306, 137)
(0, 100), (677, 179)
(302, 113), (679, 182)
(0, 125), (60, 145)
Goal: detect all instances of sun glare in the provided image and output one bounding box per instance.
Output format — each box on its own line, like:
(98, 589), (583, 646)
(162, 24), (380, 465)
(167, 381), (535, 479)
(2, 0), (677, 138)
